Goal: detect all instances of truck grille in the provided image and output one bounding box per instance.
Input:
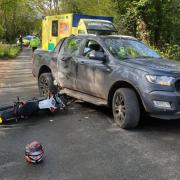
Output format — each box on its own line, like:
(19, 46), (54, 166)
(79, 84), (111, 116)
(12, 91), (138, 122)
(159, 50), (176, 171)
(175, 80), (180, 92)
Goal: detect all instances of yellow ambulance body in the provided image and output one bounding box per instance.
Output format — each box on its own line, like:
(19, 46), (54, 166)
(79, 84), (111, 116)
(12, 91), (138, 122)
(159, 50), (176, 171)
(42, 14), (116, 51)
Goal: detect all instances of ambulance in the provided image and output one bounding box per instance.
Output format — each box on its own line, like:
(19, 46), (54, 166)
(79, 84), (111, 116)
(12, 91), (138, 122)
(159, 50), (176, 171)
(42, 13), (116, 51)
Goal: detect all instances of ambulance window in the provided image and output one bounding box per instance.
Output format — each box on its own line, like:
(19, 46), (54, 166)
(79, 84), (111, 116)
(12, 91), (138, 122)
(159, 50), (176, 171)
(65, 38), (81, 56)
(52, 20), (58, 37)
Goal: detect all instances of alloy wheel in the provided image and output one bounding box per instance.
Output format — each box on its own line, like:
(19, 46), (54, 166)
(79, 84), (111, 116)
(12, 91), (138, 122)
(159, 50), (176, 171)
(39, 76), (49, 97)
(114, 92), (126, 125)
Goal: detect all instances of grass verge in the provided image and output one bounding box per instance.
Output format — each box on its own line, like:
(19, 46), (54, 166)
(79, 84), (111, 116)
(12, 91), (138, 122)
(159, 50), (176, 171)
(0, 43), (21, 59)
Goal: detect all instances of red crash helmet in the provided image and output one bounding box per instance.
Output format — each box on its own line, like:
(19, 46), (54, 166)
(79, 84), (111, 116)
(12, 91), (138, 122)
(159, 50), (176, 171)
(25, 141), (44, 163)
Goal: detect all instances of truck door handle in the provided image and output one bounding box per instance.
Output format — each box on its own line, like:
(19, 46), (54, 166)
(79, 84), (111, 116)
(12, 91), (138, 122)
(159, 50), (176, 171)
(106, 68), (111, 72)
(103, 67), (112, 73)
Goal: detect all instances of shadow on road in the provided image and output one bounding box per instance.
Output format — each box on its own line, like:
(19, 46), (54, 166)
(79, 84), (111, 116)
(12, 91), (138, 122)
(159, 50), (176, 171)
(74, 101), (180, 134)
(1, 94), (180, 134)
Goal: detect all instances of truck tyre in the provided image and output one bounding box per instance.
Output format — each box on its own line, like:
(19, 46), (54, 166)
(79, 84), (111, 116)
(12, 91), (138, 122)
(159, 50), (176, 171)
(112, 88), (140, 129)
(38, 73), (56, 97)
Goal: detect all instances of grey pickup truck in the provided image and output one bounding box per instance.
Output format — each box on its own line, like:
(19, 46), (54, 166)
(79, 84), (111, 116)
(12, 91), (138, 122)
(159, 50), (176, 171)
(32, 34), (180, 129)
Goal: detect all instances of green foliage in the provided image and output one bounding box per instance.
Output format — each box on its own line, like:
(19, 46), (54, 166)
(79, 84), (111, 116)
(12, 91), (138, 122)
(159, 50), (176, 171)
(0, 43), (20, 58)
(0, 0), (41, 42)
(0, 0), (180, 60)
(59, 0), (113, 16)
(161, 44), (180, 61)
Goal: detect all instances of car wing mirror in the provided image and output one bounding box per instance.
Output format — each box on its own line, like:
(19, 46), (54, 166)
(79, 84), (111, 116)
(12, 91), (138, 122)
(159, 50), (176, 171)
(89, 51), (106, 62)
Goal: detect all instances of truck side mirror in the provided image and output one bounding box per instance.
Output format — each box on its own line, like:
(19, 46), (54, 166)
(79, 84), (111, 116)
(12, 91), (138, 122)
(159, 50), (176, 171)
(89, 51), (106, 61)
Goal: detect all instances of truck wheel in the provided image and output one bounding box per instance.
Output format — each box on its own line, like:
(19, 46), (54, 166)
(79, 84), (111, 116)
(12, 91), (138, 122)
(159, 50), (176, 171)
(112, 88), (140, 129)
(38, 73), (56, 97)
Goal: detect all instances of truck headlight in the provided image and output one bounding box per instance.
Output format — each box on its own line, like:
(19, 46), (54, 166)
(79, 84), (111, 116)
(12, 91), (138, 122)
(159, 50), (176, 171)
(146, 75), (175, 86)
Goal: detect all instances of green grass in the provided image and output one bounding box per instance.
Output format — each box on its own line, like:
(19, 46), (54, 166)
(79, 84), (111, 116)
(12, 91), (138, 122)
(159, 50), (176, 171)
(0, 43), (20, 59)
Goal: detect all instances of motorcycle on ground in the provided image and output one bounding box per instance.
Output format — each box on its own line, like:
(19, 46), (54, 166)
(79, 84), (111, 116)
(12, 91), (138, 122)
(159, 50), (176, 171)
(0, 91), (68, 124)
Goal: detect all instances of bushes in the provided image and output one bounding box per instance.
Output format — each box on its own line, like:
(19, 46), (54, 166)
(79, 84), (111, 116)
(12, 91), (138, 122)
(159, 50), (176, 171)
(152, 44), (180, 61)
(149, 43), (180, 61)
(161, 44), (180, 61)
(0, 43), (20, 59)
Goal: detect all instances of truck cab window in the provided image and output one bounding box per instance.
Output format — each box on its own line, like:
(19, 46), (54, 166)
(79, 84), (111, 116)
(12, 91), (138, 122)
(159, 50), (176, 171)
(52, 20), (58, 37)
(83, 40), (104, 59)
(64, 38), (82, 56)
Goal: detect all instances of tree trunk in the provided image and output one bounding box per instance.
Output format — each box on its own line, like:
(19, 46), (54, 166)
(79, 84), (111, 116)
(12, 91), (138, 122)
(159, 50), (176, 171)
(154, 0), (162, 46)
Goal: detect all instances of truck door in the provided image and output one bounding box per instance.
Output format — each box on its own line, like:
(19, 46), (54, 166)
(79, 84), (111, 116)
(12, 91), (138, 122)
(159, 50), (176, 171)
(76, 39), (110, 98)
(57, 37), (82, 89)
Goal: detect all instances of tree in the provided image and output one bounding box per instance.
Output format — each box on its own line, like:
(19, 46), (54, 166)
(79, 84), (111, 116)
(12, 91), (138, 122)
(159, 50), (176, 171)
(0, 0), (41, 42)
(0, 0), (179, 60)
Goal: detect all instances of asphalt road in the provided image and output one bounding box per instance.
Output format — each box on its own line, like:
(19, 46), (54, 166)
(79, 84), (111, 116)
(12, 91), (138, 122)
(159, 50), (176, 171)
(1, 48), (180, 180)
